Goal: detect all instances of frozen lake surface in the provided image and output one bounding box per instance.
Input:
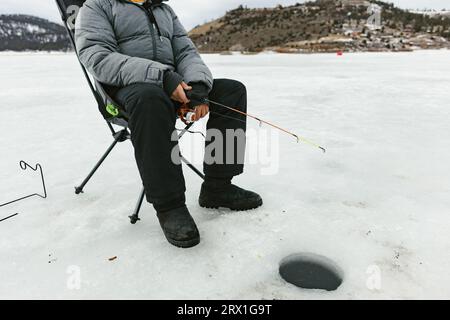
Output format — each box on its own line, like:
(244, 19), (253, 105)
(0, 51), (449, 299)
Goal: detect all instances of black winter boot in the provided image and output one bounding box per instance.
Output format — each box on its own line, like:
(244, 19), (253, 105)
(199, 177), (263, 211)
(156, 205), (200, 248)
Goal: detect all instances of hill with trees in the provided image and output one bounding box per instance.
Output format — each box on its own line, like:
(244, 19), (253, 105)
(189, 0), (450, 53)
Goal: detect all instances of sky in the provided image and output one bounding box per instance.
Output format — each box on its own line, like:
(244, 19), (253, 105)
(0, 0), (449, 30)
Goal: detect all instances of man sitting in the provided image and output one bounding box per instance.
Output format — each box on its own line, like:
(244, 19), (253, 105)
(75, 0), (262, 248)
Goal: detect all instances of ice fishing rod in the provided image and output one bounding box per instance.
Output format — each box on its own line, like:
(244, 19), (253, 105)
(205, 99), (326, 153)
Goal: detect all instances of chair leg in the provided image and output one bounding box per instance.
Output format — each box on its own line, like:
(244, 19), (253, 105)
(75, 129), (128, 194)
(129, 187), (145, 224)
(180, 155), (205, 180)
(178, 123), (205, 180)
(128, 155), (202, 225)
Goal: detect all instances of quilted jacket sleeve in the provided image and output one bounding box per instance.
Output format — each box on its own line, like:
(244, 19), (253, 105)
(167, 5), (213, 90)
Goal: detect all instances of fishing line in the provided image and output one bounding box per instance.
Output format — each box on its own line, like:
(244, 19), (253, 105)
(205, 99), (326, 153)
(175, 128), (206, 138)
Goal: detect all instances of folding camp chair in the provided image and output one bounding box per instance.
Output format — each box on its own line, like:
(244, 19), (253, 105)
(55, 0), (204, 224)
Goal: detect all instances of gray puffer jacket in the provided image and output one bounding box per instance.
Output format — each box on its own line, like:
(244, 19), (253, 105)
(74, 0), (213, 90)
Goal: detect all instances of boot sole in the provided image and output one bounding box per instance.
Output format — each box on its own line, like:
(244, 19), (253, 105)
(164, 234), (201, 249)
(199, 198), (263, 211)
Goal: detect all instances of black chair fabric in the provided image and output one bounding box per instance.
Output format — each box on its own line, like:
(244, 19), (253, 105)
(55, 0), (129, 126)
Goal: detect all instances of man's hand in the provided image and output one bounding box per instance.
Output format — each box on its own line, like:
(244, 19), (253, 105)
(171, 82), (192, 104)
(172, 81), (209, 121)
(192, 104), (209, 121)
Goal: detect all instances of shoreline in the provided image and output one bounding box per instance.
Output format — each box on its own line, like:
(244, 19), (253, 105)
(0, 48), (449, 56)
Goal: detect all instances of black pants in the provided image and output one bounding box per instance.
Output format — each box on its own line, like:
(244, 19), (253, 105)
(115, 79), (247, 203)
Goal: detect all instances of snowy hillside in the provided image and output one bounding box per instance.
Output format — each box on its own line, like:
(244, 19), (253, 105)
(0, 51), (449, 299)
(0, 15), (70, 51)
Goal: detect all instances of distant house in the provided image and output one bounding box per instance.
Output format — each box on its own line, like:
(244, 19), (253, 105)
(340, 0), (371, 7)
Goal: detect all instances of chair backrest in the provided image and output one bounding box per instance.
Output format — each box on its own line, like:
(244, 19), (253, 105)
(56, 0), (86, 24)
(55, 0), (129, 127)
(55, 0), (85, 48)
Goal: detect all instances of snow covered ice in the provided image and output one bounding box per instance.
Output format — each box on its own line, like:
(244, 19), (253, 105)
(0, 50), (449, 299)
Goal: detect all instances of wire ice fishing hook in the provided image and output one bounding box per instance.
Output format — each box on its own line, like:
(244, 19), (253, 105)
(205, 99), (326, 153)
(0, 213), (19, 223)
(0, 161), (48, 208)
